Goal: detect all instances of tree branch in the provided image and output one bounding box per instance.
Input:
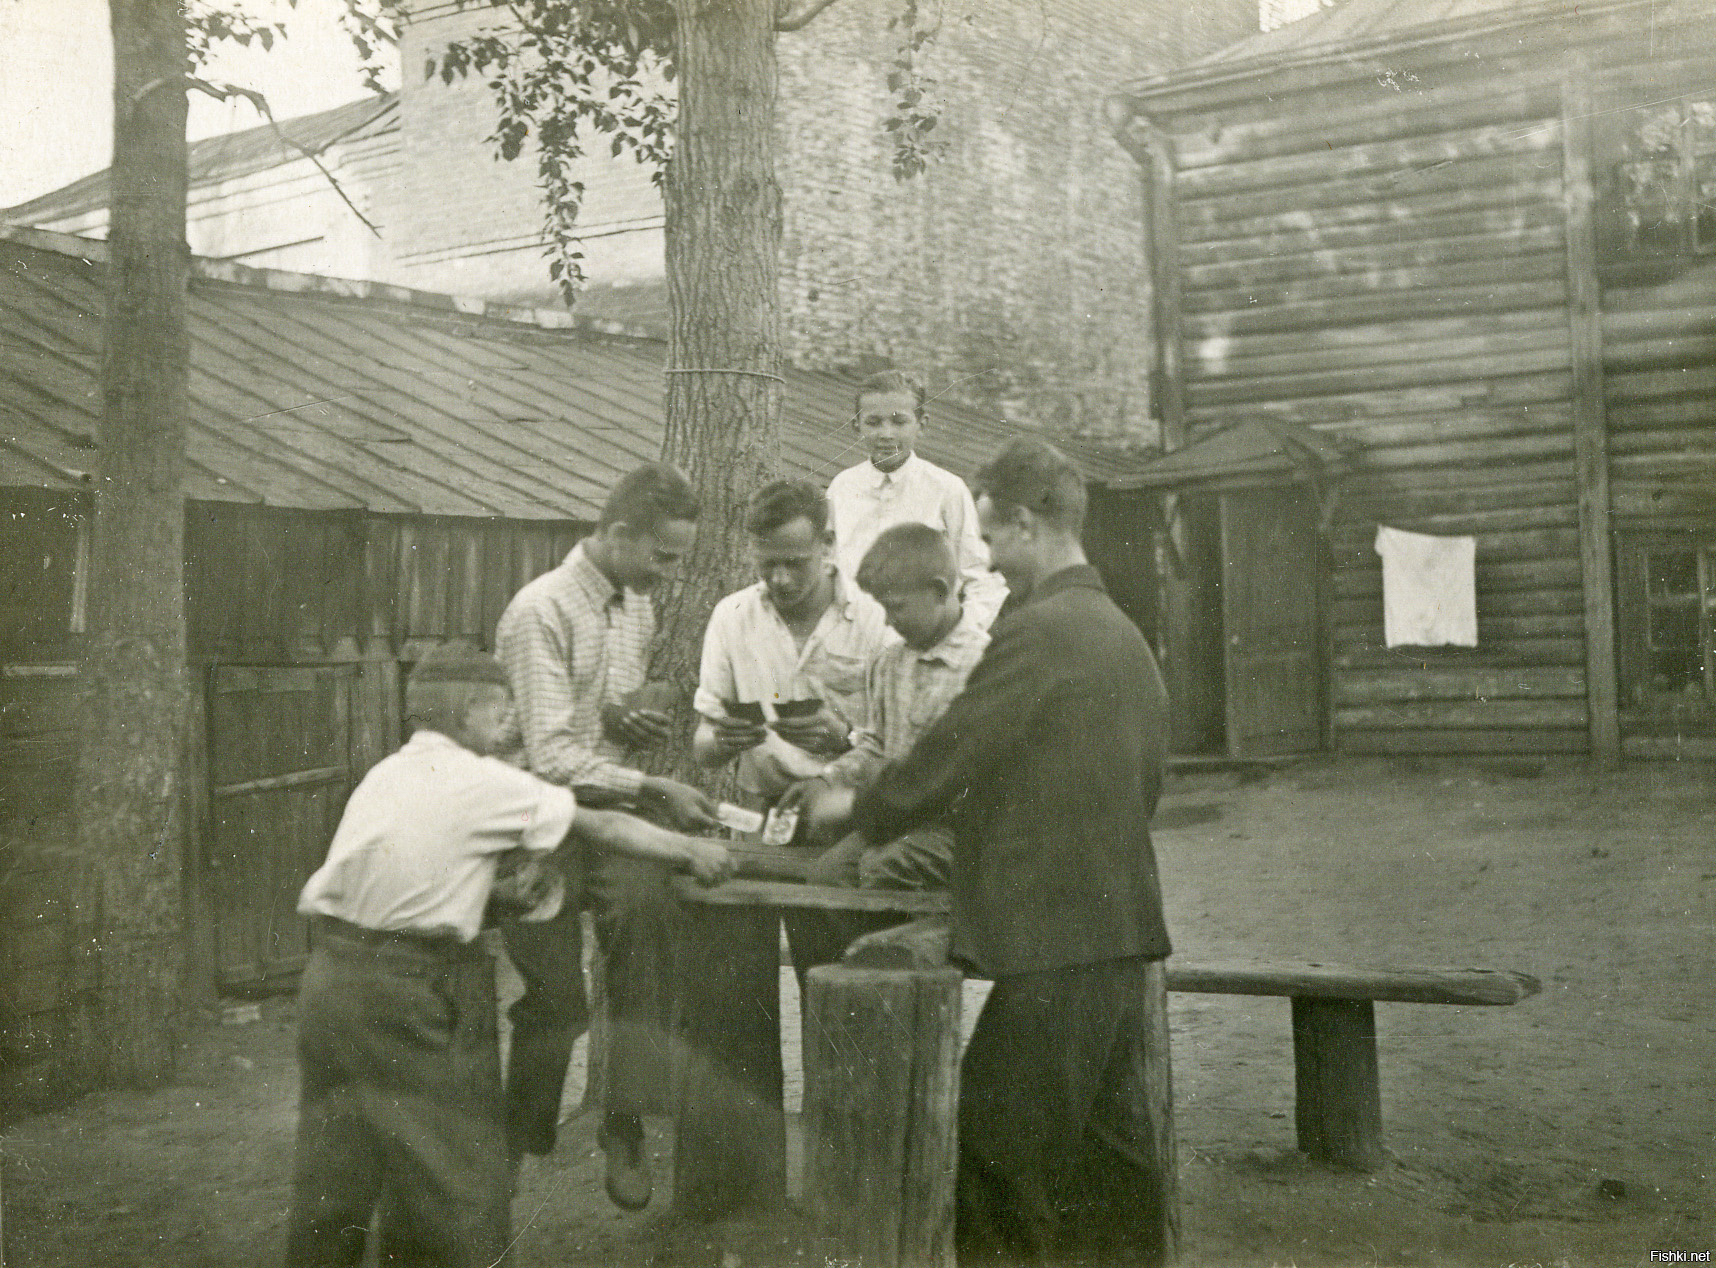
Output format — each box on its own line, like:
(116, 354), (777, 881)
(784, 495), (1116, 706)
(774, 0), (845, 32)
(186, 76), (383, 238)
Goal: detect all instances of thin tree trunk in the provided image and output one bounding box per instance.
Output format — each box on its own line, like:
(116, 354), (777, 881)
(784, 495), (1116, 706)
(68, 0), (192, 1090)
(651, 0), (783, 779)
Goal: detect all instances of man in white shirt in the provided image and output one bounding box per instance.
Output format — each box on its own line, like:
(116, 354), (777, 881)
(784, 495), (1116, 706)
(693, 479), (892, 803)
(826, 370), (1008, 630)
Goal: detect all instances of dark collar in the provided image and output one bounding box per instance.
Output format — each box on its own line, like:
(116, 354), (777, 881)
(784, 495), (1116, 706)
(1028, 564), (1106, 604)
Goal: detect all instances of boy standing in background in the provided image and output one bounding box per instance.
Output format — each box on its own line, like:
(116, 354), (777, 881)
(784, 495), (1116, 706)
(826, 370), (1007, 630)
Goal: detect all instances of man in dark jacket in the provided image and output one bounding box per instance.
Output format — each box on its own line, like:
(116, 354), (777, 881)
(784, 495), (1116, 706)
(848, 437), (1175, 1266)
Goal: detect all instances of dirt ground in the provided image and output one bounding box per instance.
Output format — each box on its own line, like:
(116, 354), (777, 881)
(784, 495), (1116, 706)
(3, 755), (1712, 1267)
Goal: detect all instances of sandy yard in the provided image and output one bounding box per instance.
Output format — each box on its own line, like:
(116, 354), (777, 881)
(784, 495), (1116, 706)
(2, 754), (1712, 1267)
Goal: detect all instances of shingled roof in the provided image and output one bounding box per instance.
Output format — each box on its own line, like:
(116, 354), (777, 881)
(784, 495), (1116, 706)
(1, 95), (399, 228)
(0, 228), (1133, 517)
(1122, 0), (1660, 94)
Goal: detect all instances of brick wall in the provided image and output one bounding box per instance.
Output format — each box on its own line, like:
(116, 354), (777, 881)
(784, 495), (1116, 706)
(390, 1), (666, 301)
(777, 0), (1256, 445)
(390, 0), (1257, 441)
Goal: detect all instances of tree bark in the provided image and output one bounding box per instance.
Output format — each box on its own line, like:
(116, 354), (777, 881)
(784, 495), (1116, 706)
(651, 0), (784, 776)
(68, 0), (192, 1090)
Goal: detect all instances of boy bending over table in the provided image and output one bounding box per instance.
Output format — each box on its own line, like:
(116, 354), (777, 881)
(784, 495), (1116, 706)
(286, 640), (731, 1268)
(778, 522), (988, 970)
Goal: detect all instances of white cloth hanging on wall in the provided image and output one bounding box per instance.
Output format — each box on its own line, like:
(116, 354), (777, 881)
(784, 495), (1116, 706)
(1374, 525), (1477, 648)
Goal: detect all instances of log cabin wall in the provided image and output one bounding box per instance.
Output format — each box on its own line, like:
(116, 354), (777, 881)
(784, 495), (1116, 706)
(1121, 3), (1716, 758)
(1588, 50), (1716, 758)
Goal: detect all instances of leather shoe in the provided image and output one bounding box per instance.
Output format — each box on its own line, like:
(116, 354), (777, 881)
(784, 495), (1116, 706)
(597, 1119), (652, 1211)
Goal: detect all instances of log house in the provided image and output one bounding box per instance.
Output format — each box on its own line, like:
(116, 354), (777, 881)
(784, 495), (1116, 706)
(1106, 0), (1716, 761)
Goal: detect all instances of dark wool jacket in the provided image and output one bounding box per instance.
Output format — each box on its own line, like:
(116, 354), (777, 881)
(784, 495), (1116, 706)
(852, 565), (1172, 977)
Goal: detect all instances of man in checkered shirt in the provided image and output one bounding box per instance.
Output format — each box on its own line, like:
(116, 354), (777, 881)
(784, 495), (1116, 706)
(495, 462), (718, 1211)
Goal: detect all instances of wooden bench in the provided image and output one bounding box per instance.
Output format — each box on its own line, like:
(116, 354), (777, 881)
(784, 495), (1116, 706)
(1163, 959), (1538, 1169)
(845, 914), (1542, 1172)
(668, 876), (1540, 1219)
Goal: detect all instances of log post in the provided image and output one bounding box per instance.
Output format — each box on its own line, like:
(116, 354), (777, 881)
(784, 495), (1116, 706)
(803, 965), (962, 1268)
(1560, 51), (1620, 764)
(670, 902), (786, 1218)
(1291, 996), (1384, 1171)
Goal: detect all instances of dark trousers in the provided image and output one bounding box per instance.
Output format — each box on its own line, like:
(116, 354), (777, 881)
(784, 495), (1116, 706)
(782, 825), (953, 977)
(957, 956), (1175, 1268)
(286, 921), (509, 1268)
(500, 852), (677, 1157)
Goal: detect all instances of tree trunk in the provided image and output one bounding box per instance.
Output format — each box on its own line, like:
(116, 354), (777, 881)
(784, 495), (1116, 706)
(650, 0), (783, 777)
(68, 0), (192, 1090)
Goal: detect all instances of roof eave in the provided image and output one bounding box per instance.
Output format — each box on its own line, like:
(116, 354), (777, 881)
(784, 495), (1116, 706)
(1110, 0), (1656, 120)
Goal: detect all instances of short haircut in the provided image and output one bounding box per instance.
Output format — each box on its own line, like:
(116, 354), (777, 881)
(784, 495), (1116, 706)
(599, 461), (700, 532)
(854, 369), (926, 416)
(856, 523), (958, 596)
(405, 642), (509, 738)
(404, 678), (501, 739)
(973, 437), (1087, 535)
(746, 478), (829, 537)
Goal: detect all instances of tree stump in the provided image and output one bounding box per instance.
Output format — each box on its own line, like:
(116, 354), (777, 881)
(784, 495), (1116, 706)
(803, 965), (962, 1268)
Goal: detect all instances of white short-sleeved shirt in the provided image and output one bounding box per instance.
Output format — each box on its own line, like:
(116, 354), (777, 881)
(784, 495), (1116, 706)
(693, 572), (892, 796)
(826, 453), (1008, 629)
(298, 729), (576, 943)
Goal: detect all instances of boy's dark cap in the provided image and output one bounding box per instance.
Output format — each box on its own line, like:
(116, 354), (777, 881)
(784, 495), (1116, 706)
(410, 640), (510, 688)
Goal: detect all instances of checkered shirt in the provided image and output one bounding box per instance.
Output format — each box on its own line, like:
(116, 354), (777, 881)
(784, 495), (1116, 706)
(495, 541), (650, 797)
(823, 608), (990, 789)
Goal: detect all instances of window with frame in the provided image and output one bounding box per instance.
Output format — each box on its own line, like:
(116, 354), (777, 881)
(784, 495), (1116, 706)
(1616, 532), (1716, 727)
(1616, 100), (1716, 258)
(0, 490), (87, 652)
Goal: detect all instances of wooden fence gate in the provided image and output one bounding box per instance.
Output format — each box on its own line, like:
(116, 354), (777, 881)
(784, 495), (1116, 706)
(204, 664), (354, 989)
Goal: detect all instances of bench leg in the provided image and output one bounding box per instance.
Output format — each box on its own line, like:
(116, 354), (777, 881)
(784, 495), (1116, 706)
(1290, 997), (1383, 1171)
(671, 904), (787, 1218)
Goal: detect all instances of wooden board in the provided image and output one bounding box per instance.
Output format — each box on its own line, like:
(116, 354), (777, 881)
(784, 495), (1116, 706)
(1293, 998), (1383, 1171)
(1333, 666), (1586, 705)
(1334, 699), (1588, 729)
(205, 663), (354, 987)
(1172, 70), (1564, 170)
(1561, 53), (1621, 762)
(1336, 727), (1592, 756)
(670, 877), (949, 914)
(1165, 961), (1540, 1006)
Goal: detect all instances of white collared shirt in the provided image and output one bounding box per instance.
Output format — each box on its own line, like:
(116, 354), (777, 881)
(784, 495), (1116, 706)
(298, 730), (576, 943)
(694, 572), (893, 795)
(827, 452), (1008, 629)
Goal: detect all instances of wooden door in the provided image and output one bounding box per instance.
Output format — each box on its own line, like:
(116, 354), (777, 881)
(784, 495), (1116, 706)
(205, 664), (354, 988)
(1220, 488), (1325, 757)
(1163, 493), (1227, 754)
